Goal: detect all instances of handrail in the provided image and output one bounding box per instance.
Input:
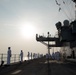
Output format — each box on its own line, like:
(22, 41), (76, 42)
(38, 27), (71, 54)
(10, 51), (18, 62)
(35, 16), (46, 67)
(0, 53), (20, 65)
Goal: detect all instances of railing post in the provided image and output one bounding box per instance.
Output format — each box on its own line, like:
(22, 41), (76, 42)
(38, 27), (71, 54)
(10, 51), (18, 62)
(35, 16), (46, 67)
(19, 54), (20, 62)
(0, 53), (21, 65)
(1, 54), (3, 62)
(14, 54), (16, 63)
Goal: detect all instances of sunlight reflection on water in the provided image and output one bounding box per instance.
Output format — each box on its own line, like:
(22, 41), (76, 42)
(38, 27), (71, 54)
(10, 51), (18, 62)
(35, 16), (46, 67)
(23, 57), (31, 61)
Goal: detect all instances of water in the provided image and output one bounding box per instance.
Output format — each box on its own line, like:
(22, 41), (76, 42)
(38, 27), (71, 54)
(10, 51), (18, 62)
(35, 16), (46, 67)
(23, 57), (32, 61)
(0, 53), (33, 65)
(0, 54), (20, 65)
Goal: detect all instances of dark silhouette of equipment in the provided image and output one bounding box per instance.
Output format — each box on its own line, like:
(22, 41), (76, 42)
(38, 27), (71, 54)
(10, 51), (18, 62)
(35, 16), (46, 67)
(36, 0), (76, 48)
(36, 1), (76, 75)
(72, 0), (76, 3)
(36, 20), (76, 48)
(36, 20), (76, 59)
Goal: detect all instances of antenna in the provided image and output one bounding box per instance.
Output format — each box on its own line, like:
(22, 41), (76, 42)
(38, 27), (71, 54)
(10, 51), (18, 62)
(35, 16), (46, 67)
(72, 0), (76, 20)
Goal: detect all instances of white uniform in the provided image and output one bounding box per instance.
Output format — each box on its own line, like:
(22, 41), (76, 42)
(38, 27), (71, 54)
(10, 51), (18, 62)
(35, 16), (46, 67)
(55, 52), (60, 60)
(52, 53), (55, 60)
(31, 52), (32, 59)
(7, 48), (11, 65)
(20, 50), (23, 62)
(28, 52), (30, 60)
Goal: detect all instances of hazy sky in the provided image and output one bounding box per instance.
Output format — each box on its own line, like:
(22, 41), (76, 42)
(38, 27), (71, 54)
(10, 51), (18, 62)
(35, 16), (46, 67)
(0, 0), (75, 56)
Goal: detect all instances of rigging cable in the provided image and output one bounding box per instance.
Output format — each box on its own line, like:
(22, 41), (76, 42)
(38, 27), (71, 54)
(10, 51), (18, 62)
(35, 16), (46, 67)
(58, 0), (72, 21)
(62, 0), (74, 21)
(70, 0), (76, 20)
(55, 0), (72, 21)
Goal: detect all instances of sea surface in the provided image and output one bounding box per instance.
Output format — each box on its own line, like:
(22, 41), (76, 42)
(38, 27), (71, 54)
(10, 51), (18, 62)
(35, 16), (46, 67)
(0, 55), (30, 65)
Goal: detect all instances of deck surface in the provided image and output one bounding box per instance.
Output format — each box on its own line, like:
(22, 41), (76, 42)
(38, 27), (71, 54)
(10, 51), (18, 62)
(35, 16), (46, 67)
(0, 58), (76, 75)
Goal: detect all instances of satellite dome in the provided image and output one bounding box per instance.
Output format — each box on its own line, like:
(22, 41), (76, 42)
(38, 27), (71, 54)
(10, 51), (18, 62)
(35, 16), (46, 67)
(63, 20), (69, 26)
(55, 21), (62, 30)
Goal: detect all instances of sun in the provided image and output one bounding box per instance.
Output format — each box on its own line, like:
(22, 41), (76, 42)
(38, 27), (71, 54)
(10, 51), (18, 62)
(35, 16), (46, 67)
(20, 22), (36, 38)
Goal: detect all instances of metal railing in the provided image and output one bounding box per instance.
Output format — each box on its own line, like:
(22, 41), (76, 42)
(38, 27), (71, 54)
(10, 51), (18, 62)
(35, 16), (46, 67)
(0, 53), (20, 65)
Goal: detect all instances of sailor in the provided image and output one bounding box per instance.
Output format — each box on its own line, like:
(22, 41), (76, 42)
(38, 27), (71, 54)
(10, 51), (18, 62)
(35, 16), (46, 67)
(7, 47), (11, 65)
(46, 53), (49, 59)
(27, 52), (30, 60)
(31, 52), (32, 60)
(52, 52), (55, 60)
(20, 50), (23, 62)
(56, 51), (60, 60)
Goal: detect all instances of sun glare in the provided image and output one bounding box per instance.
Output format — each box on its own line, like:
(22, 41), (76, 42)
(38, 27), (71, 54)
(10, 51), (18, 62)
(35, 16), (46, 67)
(20, 22), (36, 38)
